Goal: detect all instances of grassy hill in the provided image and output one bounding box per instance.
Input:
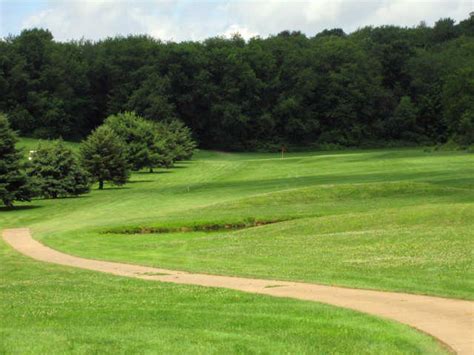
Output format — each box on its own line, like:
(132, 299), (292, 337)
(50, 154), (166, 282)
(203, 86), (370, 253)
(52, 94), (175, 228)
(1, 138), (472, 353)
(16, 137), (79, 153)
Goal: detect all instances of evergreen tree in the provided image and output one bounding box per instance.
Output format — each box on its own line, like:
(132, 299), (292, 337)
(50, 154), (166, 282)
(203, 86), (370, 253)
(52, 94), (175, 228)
(104, 112), (163, 172)
(154, 125), (177, 169)
(28, 140), (90, 198)
(166, 120), (197, 161)
(0, 114), (32, 207)
(80, 126), (129, 190)
(155, 120), (196, 164)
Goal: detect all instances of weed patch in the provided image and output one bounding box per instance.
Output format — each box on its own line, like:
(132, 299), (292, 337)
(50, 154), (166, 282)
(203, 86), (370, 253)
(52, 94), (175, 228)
(105, 218), (287, 235)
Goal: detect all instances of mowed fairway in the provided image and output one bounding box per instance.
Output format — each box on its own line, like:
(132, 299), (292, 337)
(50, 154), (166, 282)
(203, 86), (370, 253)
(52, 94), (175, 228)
(1, 143), (473, 353)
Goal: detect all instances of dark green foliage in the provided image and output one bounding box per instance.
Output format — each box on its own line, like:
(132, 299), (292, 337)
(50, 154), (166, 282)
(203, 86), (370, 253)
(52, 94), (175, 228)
(387, 96), (419, 140)
(148, 120), (197, 168)
(457, 111), (474, 146)
(1, 29), (92, 139)
(442, 65), (474, 144)
(126, 74), (176, 121)
(102, 111), (196, 172)
(104, 112), (164, 171)
(153, 127), (177, 169)
(432, 18), (458, 43)
(163, 120), (197, 161)
(0, 114), (32, 207)
(28, 140), (90, 198)
(1, 15), (474, 149)
(153, 132), (176, 169)
(80, 126), (129, 189)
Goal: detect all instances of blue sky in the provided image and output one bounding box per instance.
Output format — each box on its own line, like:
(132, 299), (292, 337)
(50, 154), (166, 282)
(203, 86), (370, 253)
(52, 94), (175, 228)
(1, 1), (45, 35)
(1, 0), (472, 41)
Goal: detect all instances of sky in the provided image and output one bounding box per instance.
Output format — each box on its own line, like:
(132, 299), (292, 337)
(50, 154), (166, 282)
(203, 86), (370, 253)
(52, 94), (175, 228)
(0, 0), (472, 42)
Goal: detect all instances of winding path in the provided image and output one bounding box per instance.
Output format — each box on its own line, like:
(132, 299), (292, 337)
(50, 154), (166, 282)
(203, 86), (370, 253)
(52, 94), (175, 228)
(3, 228), (473, 354)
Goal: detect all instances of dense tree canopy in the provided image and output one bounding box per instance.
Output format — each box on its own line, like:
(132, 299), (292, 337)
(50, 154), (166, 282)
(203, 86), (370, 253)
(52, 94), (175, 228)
(1, 14), (473, 149)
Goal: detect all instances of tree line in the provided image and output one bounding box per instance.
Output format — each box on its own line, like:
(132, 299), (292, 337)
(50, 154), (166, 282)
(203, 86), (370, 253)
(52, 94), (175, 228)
(0, 15), (473, 149)
(0, 113), (195, 207)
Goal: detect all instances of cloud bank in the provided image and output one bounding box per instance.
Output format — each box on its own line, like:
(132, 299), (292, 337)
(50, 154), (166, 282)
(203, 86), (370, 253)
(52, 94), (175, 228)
(13, 0), (474, 41)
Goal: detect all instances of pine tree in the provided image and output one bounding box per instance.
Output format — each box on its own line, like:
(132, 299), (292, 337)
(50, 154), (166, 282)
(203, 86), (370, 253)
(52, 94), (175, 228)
(104, 112), (164, 172)
(154, 128), (176, 169)
(0, 114), (32, 207)
(167, 120), (197, 161)
(80, 126), (129, 190)
(156, 120), (197, 166)
(28, 140), (90, 198)
(154, 122), (178, 168)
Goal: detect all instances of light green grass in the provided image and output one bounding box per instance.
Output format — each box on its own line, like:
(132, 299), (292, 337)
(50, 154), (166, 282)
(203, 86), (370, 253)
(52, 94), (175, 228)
(1, 141), (473, 353)
(2, 145), (473, 299)
(56, 201), (472, 299)
(0, 240), (445, 354)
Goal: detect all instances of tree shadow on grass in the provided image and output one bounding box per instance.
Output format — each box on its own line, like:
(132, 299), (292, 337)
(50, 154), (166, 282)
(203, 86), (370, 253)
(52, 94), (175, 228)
(153, 170), (174, 174)
(128, 180), (154, 184)
(0, 205), (42, 212)
(134, 170), (173, 175)
(32, 195), (91, 202)
(99, 186), (131, 191)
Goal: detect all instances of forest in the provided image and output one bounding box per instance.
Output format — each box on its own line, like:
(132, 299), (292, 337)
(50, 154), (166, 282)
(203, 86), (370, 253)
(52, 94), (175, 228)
(0, 14), (473, 150)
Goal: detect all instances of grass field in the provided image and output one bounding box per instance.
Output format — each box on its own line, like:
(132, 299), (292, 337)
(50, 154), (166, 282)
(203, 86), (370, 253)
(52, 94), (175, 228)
(0, 240), (445, 354)
(1, 140), (473, 353)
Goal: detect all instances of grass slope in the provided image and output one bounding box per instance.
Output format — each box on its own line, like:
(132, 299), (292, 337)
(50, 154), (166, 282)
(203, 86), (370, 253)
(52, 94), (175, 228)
(4, 147), (470, 299)
(0, 240), (444, 354)
(1, 140), (472, 352)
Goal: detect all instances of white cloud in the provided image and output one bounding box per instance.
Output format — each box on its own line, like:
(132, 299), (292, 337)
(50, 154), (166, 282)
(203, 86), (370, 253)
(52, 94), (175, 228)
(306, 0), (344, 22)
(364, 0), (473, 28)
(222, 24), (259, 40)
(18, 0), (474, 42)
(22, 0), (181, 41)
(227, 0), (473, 37)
